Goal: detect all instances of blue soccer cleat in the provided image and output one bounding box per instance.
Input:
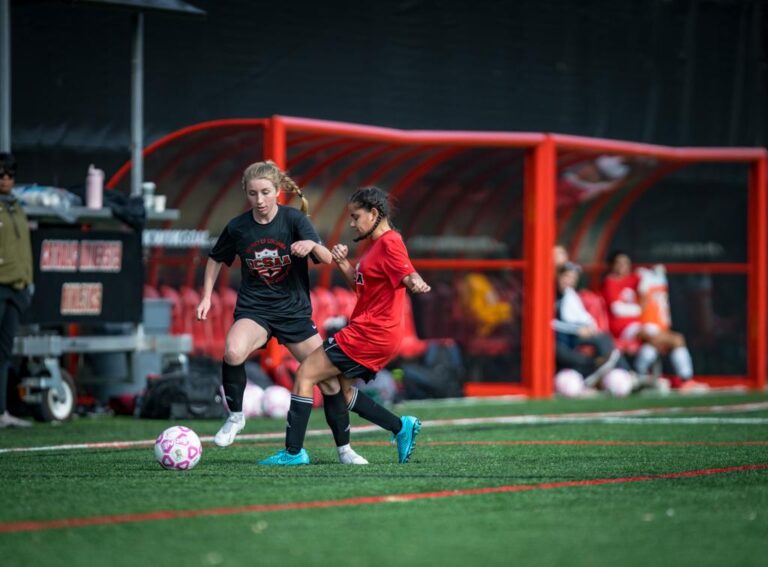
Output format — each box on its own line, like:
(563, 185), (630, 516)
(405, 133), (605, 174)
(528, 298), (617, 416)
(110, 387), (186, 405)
(392, 416), (421, 463)
(258, 448), (310, 466)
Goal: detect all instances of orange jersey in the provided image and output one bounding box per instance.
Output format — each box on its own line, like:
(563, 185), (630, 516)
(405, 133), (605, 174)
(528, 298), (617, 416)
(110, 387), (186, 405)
(637, 267), (671, 331)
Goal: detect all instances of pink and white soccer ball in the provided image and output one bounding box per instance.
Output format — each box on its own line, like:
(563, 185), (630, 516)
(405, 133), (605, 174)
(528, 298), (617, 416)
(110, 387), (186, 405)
(603, 368), (633, 398)
(261, 385), (292, 419)
(154, 425), (203, 470)
(555, 369), (585, 398)
(242, 383), (265, 418)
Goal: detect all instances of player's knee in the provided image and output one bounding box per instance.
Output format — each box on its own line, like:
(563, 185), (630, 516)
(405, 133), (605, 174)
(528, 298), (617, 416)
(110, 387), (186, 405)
(339, 379), (355, 404)
(317, 378), (340, 396)
(223, 343), (249, 365)
(295, 375), (318, 395)
(295, 365), (318, 389)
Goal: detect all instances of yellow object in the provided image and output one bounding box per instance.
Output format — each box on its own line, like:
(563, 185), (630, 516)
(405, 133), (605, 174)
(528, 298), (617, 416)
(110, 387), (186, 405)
(460, 273), (512, 337)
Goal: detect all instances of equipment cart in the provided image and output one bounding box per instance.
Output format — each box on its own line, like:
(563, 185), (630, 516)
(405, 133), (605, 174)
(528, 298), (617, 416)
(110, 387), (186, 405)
(12, 205), (192, 421)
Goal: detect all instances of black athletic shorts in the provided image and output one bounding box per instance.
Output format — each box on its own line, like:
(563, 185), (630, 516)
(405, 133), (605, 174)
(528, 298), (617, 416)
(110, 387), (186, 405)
(234, 311), (318, 345)
(323, 336), (377, 382)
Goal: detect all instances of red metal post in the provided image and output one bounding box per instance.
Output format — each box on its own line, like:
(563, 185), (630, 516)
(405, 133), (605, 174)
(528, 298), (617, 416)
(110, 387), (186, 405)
(522, 137), (556, 398)
(522, 136), (556, 398)
(266, 116), (287, 171)
(747, 154), (768, 390)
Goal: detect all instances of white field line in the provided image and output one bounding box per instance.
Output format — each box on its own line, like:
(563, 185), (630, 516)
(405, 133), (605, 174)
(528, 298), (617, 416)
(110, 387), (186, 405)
(1, 401), (767, 455)
(398, 389), (750, 409)
(398, 395), (528, 408)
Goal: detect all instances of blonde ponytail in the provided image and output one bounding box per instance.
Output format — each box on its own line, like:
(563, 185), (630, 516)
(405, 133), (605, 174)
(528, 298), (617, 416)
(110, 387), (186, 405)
(280, 173), (309, 215)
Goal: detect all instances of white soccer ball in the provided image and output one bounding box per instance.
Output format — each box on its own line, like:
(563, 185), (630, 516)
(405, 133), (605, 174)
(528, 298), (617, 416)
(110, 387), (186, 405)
(154, 425), (203, 471)
(555, 369), (585, 398)
(261, 385), (292, 419)
(242, 383), (265, 418)
(603, 368), (633, 398)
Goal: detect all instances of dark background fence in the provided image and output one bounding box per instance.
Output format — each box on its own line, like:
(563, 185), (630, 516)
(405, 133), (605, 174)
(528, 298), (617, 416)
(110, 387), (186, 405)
(9, 0), (766, 187)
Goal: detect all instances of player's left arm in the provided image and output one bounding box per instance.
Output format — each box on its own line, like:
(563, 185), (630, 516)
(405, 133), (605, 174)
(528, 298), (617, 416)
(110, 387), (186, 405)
(331, 244), (357, 288)
(402, 272), (431, 294)
(384, 237), (429, 293)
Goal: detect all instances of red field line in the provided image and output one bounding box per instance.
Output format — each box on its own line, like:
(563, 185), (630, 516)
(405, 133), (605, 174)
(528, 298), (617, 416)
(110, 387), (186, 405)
(1, 464), (766, 534)
(245, 440), (768, 448)
(217, 439), (768, 450)
(220, 439), (768, 450)
(349, 440), (768, 447)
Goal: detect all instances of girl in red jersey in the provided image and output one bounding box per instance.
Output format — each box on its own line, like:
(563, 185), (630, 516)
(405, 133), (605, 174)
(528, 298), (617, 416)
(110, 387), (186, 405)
(259, 187), (431, 466)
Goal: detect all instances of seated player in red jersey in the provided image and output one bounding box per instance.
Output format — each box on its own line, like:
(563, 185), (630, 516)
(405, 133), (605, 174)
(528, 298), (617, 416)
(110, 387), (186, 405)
(602, 251), (707, 392)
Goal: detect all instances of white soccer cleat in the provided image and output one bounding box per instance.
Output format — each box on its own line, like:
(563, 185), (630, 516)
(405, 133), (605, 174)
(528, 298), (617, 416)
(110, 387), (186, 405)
(338, 446), (369, 465)
(214, 413), (245, 447)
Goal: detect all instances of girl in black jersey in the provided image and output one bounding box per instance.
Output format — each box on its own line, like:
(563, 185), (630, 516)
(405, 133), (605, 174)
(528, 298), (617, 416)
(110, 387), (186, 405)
(196, 160), (367, 465)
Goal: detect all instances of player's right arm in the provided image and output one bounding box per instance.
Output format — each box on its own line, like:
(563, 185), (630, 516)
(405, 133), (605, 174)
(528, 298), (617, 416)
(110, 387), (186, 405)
(331, 244), (356, 288)
(197, 257), (223, 320)
(200, 223), (236, 320)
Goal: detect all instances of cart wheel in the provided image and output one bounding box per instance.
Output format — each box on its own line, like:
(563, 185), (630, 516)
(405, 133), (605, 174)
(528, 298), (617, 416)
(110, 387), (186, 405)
(33, 371), (76, 422)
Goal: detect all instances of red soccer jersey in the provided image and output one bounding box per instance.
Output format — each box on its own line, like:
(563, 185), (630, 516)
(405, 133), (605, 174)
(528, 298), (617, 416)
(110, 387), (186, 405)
(334, 230), (415, 371)
(602, 272), (642, 338)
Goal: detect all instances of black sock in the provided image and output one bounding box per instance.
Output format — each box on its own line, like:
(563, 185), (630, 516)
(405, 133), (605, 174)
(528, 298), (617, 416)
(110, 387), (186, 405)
(348, 388), (401, 434)
(286, 394), (313, 454)
(222, 361), (246, 412)
(323, 391), (351, 447)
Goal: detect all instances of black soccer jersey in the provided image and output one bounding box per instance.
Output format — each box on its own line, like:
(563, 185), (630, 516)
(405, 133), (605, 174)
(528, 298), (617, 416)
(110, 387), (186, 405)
(209, 205), (321, 319)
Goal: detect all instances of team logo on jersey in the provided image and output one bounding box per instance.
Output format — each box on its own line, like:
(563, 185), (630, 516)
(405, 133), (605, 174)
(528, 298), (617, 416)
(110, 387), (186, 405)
(355, 262), (364, 286)
(246, 246), (292, 284)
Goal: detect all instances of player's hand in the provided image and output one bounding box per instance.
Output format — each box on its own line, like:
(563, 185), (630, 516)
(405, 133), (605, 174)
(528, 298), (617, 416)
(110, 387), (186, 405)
(291, 240), (314, 258)
(409, 276), (431, 294)
(331, 244), (349, 263)
(196, 297), (211, 321)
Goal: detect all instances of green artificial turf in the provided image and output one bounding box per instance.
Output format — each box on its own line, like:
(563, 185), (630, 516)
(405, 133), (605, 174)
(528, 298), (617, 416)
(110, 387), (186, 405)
(1, 392), (767, 567)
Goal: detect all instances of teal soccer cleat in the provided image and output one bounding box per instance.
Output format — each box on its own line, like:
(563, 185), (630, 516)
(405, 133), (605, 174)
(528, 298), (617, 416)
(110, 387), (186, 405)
(392, 416), (421, 463)
(258, 449), (310, 466)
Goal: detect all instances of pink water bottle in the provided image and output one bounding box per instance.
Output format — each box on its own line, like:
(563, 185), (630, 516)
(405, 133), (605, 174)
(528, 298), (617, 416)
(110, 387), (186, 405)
(86, 164), (104, 209)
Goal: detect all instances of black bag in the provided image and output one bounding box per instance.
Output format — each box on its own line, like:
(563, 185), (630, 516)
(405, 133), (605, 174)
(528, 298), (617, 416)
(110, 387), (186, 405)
(136, 371), (226, 419)
(103, 189), (146, 232)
